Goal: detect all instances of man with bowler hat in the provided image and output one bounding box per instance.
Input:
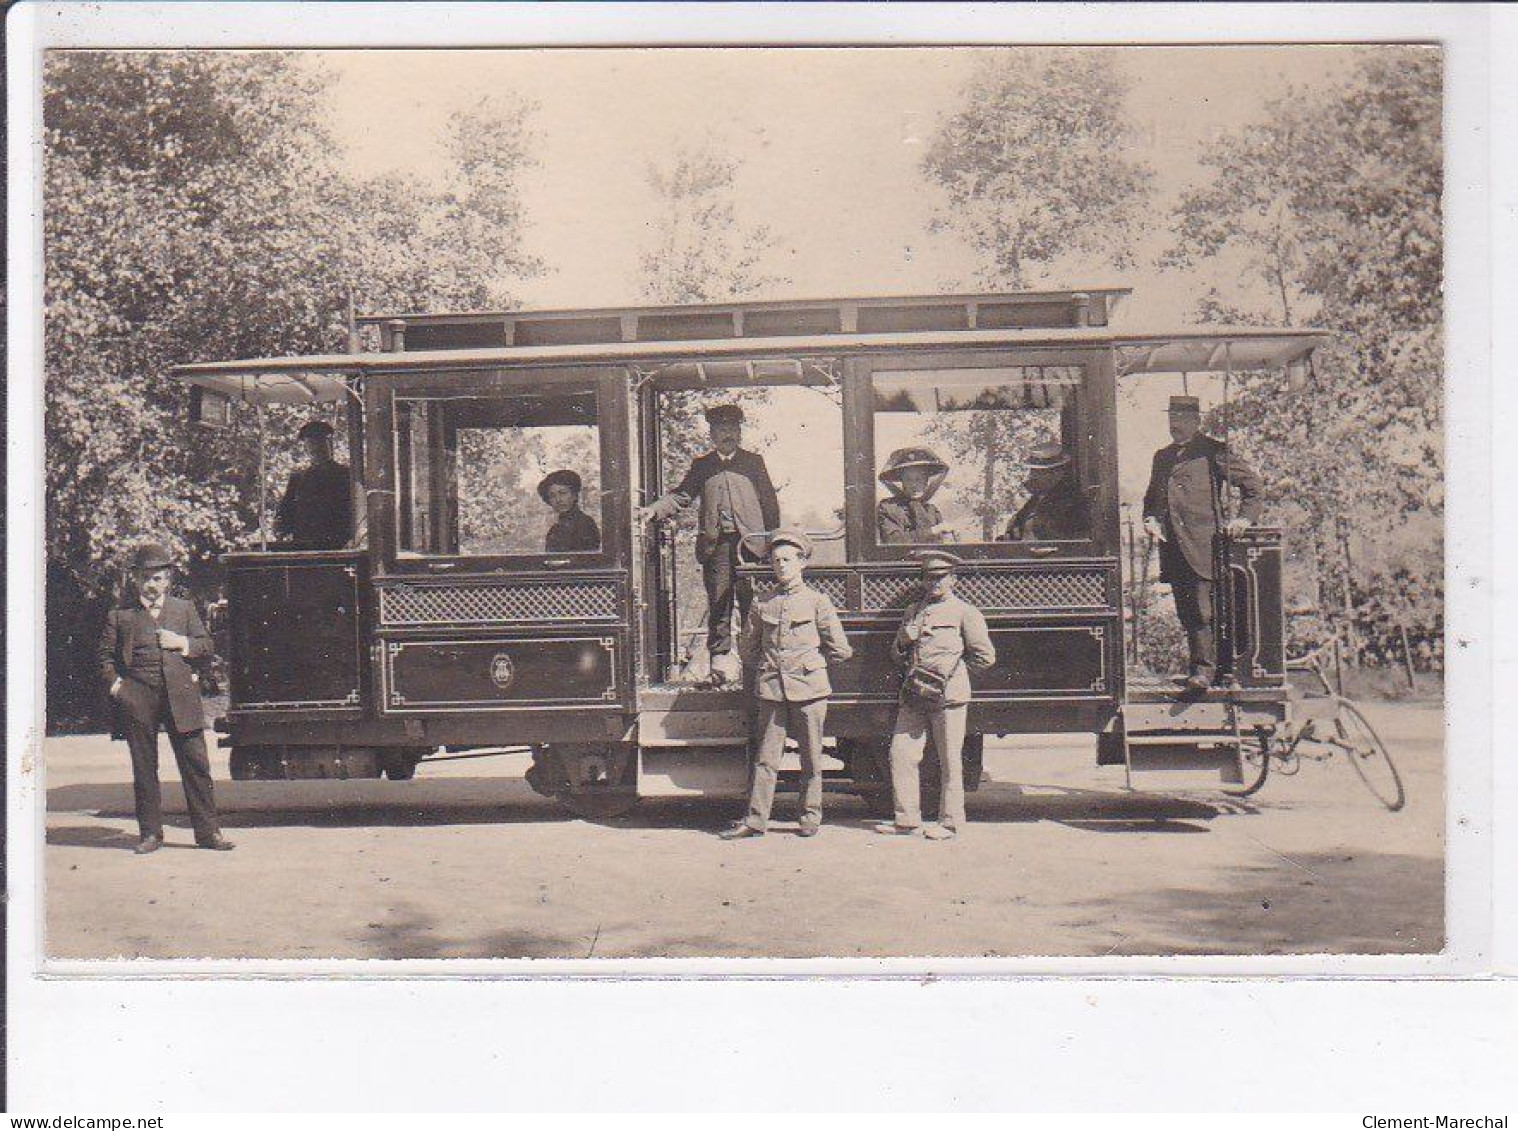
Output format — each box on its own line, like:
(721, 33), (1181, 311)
(1003, 439), (1090, 542)
(1142, 395), (1263, 692)
(639, 403), (780, 683)
(275, 419), (353, 550)
(98, 542), (233, 853)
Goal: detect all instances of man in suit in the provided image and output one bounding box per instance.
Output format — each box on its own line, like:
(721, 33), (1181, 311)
(1142, 395), (1263, 692)
(639, 404), (781, 683)
(98, 542), (233, 853)
(275, 419), (353, 550)
(1003, 439), (1091, 543)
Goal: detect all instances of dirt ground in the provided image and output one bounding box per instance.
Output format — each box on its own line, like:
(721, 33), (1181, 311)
(40, 701), (1443, 960)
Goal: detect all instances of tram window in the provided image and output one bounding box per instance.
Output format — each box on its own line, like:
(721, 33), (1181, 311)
(394, 390), (602, 557)
(871, 365), (1089, 545)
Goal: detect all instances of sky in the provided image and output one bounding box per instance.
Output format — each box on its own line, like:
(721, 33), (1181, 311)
(312, 46), (1354, 513)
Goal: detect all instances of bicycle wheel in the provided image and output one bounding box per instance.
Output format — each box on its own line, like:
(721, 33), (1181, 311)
(1221, 735), (1272, 797)
(1334, 701), (1405, 812)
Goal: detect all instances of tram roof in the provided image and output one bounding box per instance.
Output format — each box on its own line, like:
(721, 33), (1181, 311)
(171, 325), (1329, 406)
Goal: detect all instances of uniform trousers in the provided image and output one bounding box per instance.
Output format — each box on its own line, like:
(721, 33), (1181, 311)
(1171, 568), (1217, 680)
(743, 697), (827, 831)
(703, 534), (754, 656)
(123, 685), (221, 842)
(888, 700), (968, 829)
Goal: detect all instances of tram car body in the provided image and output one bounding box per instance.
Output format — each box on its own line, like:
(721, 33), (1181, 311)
(174, 290), (1325, 813)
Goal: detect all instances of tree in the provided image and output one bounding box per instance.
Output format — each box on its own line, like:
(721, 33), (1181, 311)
(44, 52), (542, 727)
(921, 52), (1154, 288)
(1163, 48), (1443, 667)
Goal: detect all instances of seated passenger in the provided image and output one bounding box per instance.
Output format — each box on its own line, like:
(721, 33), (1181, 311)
(538, 469), (601, 553)
(1003, 440), (1090, 542)
(876, 447), (950, 545)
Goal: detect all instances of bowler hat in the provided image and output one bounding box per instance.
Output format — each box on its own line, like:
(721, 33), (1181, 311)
(537, 468), (583, 502)
(130, 542), (175, 572)
(766, 525), (814, 560)
(878, 447), (950, 484)
(913, 548), (963, 575)
(704, 404), (744, 427)
(1024, 439), (1071, 470)
(1167, 395), (1202, 416)
(297, 419), (335, 441)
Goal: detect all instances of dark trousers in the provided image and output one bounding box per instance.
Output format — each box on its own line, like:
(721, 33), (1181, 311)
(124, 687), (221, 841)
(1172, 570), (1217, 680)
(703, 534), (754, 656)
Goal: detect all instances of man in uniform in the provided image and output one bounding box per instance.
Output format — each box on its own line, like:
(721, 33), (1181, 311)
(639, 404), (780, 683)
(98, 542), (233, 854)
(1003, 439), (1090, 542)
(275, 419), (353, 550)
(1142, 395), (1263, 692)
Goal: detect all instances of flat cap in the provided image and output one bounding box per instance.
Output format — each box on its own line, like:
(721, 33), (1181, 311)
(913, 548), (963, 575)
(766, 525), (814, 559)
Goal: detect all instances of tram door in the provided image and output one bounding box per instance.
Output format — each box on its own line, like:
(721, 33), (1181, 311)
(368, 366), (636, 723)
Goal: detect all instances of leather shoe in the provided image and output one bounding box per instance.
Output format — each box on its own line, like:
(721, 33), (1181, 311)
(796, 823), (820, 838)
(1182, 674), (1211, 694)
(134, 835), (163, 855)
(719, 823), (763, 840)
(195, 834), (236, 851)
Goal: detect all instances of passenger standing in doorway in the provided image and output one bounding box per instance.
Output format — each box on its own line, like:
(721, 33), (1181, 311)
(639, 404), (780, 684)
(274, 419), (353, 550)
(1142, 395), (1262, 692)
(721, 528), (852, 839)
(97, 542), (233, 854)
(877, 550), (996, 841)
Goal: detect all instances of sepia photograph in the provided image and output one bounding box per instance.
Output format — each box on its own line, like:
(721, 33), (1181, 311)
(33, 40), (1449, 965)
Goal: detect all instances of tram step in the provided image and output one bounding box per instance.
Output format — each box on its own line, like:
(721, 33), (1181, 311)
(638, 709), (748, 747)
(1124, 737), (1246, 788)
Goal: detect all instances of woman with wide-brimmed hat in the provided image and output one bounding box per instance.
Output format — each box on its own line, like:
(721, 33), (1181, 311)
(876, 446), (950, 545)
(537, 468), (601, 553)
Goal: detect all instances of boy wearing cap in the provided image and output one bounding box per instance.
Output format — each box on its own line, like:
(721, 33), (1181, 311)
(879, 550), (996, 840)
(98, 542), (233, 853)
(538, 469), (601, 553)
(721, 527), (853, 839)
(1004, 439), (1090, 542)
(1142, 396), (1262, 691)
(876, 447), (950, 545)
(275, 419), (353, 550)
(639, 404), (781, 681)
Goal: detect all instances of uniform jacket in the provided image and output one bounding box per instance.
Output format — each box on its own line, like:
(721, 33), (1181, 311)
(1142, 434), (1262, 581)
(893, 592), (997, 707)
(98, 595), (213, 738)
(649, 449), (780, 563)
(876, 495), (943, 545)
(739, 584), (853, 703)
(1005, 474), (1091, 542)
(544, 507), (601, 553)
(275, 459), (353, 550)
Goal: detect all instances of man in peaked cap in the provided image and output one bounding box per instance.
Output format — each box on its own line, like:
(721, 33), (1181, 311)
(1142, 395), (1263, 692)
(639, 403), (780, 683)
(1003, 439), (1091, 543)
(98, 542), (232, 853)
(876, 447), (951, 545)
(722, 526), (852, 839)
(274, 418), (353, 550)
(537, 468), (601, 553)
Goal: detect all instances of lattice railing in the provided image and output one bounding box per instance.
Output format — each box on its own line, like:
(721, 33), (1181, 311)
(378, 581), (619, 625)
(861, 568), (1108, 612)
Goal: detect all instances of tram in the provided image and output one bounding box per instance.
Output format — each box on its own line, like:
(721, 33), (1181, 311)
(172, 289), (1327, 816)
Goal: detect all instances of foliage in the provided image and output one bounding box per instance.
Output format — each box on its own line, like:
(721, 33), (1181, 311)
(921, 52), (1155, 288)
(1162, 48), (1443, 664)
(44, 52), (541, 727)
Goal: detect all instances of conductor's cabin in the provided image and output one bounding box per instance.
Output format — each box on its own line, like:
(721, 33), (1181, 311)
(174, 289), (1326, 816)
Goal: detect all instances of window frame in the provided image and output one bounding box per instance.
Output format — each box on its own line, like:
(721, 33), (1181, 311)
(847, 348), (1108, 563)
(378, 366), (624, 573)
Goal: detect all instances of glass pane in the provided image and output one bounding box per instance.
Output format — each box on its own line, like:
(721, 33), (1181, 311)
(395, 391), (602, 557)
(871, 366), (1091, 546)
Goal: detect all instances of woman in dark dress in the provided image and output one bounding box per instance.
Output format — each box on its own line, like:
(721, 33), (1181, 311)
(538, 469), (601, 553)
